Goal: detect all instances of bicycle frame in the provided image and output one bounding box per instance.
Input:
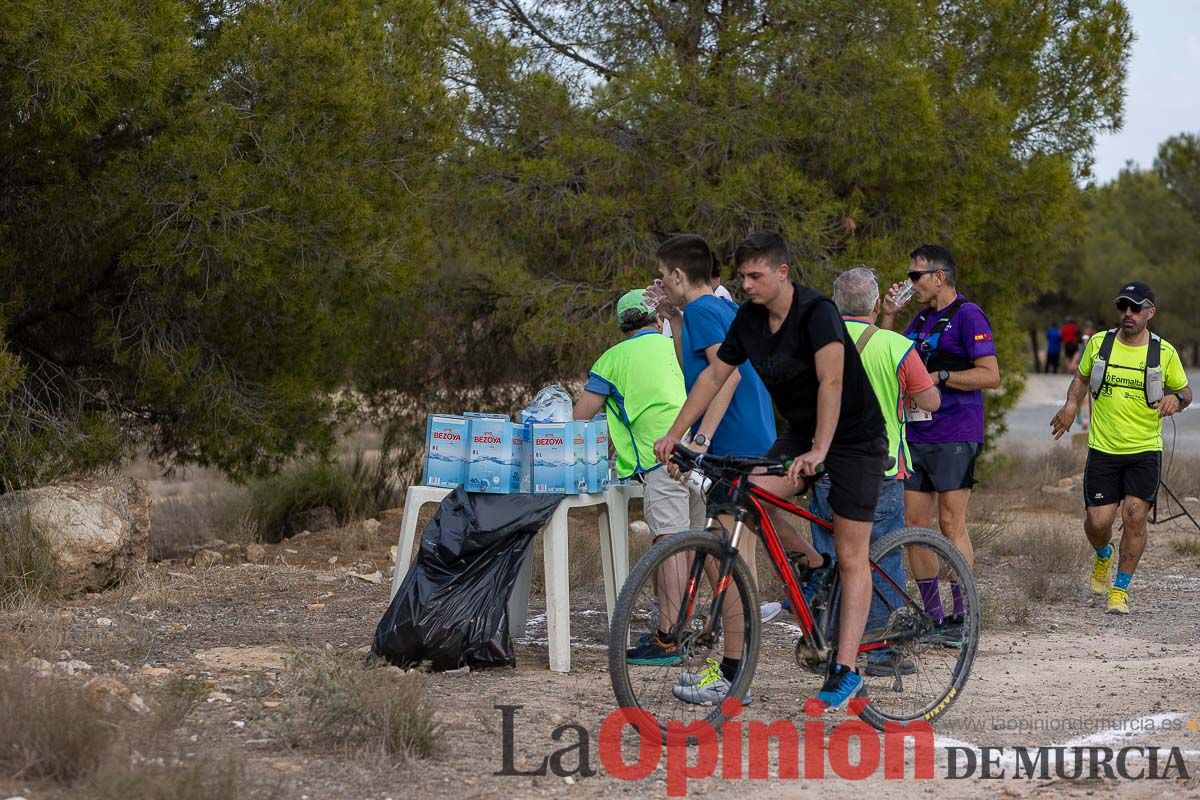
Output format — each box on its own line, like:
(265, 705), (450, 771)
(668, 472), (919, 662)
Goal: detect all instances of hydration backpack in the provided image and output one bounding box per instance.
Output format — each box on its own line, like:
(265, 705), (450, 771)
(1088, 329), (1164, 407)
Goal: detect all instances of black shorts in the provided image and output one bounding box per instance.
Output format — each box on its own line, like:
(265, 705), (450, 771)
(904, 441), (980, 493)
(765, 432), (887, 522)
(1083, 448), (1160, 508)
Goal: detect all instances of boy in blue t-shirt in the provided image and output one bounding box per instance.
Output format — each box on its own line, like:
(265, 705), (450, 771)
(657, 237), (777, 459)
(652, 233), (777, 706)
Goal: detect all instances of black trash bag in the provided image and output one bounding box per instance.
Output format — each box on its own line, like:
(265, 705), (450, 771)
(373, 487), (562, 670)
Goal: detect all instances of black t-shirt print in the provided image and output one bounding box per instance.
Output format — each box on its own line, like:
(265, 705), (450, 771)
(716, 285), (884, 446)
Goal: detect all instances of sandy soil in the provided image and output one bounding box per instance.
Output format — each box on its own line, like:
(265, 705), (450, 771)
(4, 486), (1200, 799)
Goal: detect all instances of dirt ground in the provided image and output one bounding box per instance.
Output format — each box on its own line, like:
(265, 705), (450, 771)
(5, 464), (1200, 800)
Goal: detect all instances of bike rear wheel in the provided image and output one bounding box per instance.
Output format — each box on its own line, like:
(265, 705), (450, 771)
(854, 526), (980, 729)
(608, 530), (760, 742)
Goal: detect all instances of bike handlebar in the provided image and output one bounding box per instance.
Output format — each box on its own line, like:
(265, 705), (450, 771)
(669, 443), (813, 478)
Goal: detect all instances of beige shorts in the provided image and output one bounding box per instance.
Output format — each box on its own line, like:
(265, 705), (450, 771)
(641, 466), (706, 537)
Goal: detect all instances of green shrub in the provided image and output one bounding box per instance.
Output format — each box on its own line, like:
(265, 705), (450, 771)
(247, 432), (402, 542)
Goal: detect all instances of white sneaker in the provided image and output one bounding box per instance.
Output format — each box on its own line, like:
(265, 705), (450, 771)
(760, 601), (783, 624)
(672, 670), (752, 706)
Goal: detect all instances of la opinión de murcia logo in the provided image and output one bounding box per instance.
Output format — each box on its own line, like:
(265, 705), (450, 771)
(494, 703), (1191, 795)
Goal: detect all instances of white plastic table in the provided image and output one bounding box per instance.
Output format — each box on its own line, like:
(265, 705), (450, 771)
(389, 482), (643, 672)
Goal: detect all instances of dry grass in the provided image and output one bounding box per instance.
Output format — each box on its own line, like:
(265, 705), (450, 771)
(153, 674), (211, 729)
(149, 485), (256, 561)
(984, 520), (1089, 575)
(0, 506), (59, 608)
(1161, 452), (1200, 500)
(1018, 570), (1076, 602)
(87, 756), (255, 800)
(969, 493), (1014, 555)
(978, 446), (1083, 493)
(0, 665), (119, 782)
(979, 584), (1034, 627)
(335, 520), (382, 554)
(1170, 536), (1200, 558)
(276, 652), (441, 760)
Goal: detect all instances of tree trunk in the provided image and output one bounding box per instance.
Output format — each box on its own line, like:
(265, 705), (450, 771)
(1029, 327), (1042, 373)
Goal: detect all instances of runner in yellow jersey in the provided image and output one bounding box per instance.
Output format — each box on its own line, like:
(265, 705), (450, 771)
(1051, 281), (1191, 614)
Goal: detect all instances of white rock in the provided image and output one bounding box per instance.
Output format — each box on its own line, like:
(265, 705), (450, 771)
(24, 657), (53, 675)
(55, 659), (93, 675)
(0, 477), (150, 595)
(192, 549), (224, 568)
(350, 570), (384, 585)
(96, 617), (114, 627)
(83, 676), (149, 714)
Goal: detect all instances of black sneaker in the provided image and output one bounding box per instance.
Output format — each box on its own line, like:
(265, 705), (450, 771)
(626, 633), (682, 666)
(864, 648), (917, 677)
(927, 614), (964, 649)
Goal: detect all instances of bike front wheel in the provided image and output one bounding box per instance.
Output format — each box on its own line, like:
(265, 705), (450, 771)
(608, 530), (760, 742)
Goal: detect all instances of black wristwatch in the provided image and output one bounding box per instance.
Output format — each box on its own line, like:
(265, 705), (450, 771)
(1175, 391), (1187, 404)
(692, 433), (709, 447)
(938, 369), (950, 387)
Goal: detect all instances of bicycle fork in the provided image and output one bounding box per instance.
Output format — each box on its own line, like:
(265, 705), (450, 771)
(668, 515), (749, 651)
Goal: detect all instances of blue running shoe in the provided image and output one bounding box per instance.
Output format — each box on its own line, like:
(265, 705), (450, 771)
(780, 563), (835, 615)
(816, 665), (863, 711)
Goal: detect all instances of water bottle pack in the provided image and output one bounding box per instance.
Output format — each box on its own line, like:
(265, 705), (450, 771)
(465, 413), (526, 494)
(420, 403), (610, 495)
(421, 414), (470, 488)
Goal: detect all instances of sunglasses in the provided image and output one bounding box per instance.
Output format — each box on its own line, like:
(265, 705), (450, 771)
(1115, 299), (1151, 313)
(906, 268), (941, 282)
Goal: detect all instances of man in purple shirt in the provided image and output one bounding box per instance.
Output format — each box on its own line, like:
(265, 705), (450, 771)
(881, 245), (1000, 646)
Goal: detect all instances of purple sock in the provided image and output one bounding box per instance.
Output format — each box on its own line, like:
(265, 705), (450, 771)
(917, 578), (945, 624)
(950, 581), (965, 617)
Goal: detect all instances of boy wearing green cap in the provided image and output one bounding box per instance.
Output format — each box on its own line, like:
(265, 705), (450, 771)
(573, 289), (709, 666)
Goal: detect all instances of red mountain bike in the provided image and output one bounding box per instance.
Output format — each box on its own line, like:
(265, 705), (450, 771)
(608, 445), (978, 737)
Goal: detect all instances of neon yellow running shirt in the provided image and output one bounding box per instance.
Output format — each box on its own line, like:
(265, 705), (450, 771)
(1077, 332), (1188, 454)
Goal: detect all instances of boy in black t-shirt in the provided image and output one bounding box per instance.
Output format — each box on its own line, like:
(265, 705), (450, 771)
(655, 231), (887, 712)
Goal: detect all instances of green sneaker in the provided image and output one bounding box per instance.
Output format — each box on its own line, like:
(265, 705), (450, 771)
(672, 663), (751, 706)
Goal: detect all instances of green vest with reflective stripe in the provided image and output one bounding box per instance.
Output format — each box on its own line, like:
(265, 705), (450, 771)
(845, 320), (916, 480)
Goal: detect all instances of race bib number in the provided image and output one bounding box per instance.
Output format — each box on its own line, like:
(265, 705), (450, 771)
(906, 396), (932, 423)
